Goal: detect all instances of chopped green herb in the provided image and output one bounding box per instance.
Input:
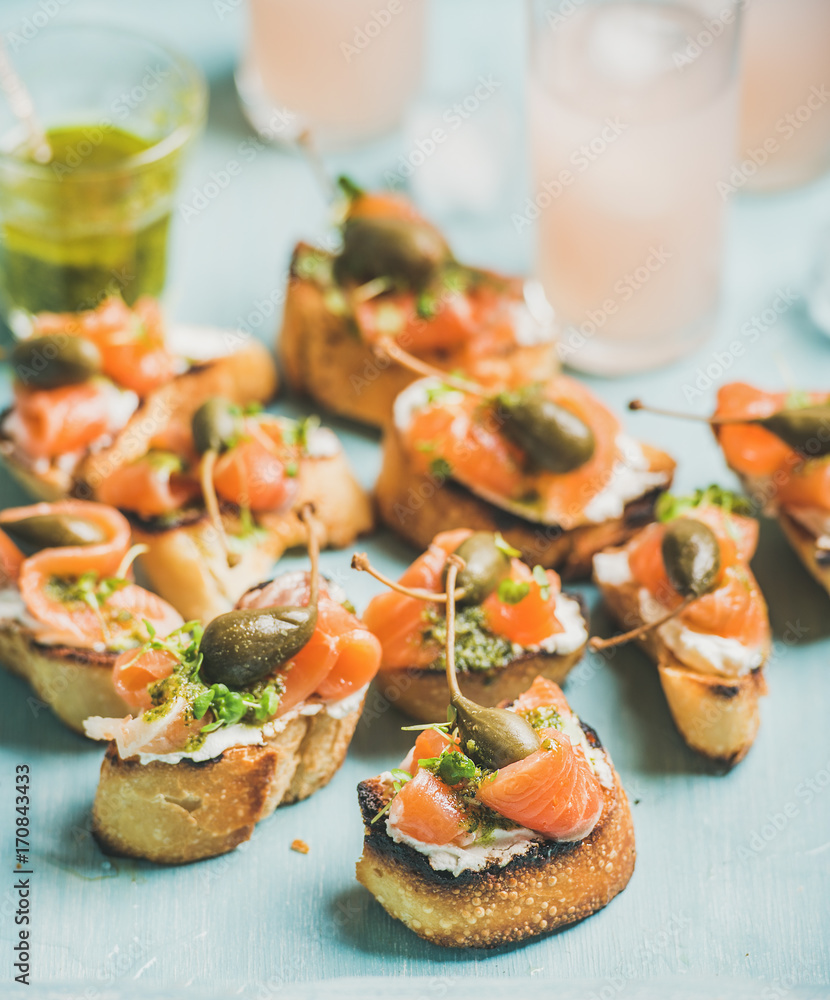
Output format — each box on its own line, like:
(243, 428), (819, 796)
(531, 565), (551, 600)
(656, 485), (753, 522)
(430, 457), (452, 479)
(494, 532), (521, 558)
(415, 291), (437, 319)
(422, 605), (513, 674)
(497, 578), (530, 605)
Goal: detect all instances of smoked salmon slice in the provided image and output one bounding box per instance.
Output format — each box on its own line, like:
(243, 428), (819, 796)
(477, 727), (603, 842)
(0, 501), (182, 648)
(387, 769), (467, 845)
(12, 381), (115, 460)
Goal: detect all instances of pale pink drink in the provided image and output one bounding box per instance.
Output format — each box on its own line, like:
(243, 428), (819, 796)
(740, 0), (830, 192)
(238, 0), (427, 150)
(527, 1), (741, 375)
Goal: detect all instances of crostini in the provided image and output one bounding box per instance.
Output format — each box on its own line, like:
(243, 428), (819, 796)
(0, 500), (183, 733)
(356, 528), (588, 722)
(85, 510), (382, 865)
(377, 372), (675, 576)
(356, 555), (634, 948)
(95, 398), (373, 621)
(279, 179), (556, 427)
(1, 296), (277, 501)
(631, 385), (830, 597)
(591, 487), (770, 766)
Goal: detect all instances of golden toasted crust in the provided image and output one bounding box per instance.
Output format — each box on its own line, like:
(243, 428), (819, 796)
(92, 699), (363, 865)
(279, 258), (558, 428)
(375, 426), (675, 577)
(355, 766), (635, 948)
(0, 622), (129, 734)
(0, 337), (278, 503)
(777, 509), (830, 597)
(375, 643), (586, 724)
(131, 449), (373, 622)
(594, 557), (769, 766)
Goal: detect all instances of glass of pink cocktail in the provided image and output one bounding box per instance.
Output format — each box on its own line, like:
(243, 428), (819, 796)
(237, 0), (427, 151)
(739, 0), (830, 193)
(527, 0), (741, 375)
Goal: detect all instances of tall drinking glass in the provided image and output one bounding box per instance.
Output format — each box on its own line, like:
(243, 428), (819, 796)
(237, 0), (427, 151)
(739, 0), (830, 193)
(527, 0), (741, 375)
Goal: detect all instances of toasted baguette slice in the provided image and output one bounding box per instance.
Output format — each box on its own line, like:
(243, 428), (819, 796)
(594, 555), (768, 766)
(0, 622), (129, 734)
(92, 697), (363, 865)
(280, 246), (557, 428)
(356, 766), (635, 949)
(777, 509), (830, 596)
(131, 446), (373, 622)
(376, 425), (674, 577)
(375, 626), (586, 724)
(0, 330), (277, 502)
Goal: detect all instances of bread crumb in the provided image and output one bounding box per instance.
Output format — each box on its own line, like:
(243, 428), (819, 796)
(291, 839), (310, 855)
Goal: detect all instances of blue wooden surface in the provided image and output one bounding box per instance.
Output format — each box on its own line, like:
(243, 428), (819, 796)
(0, 2), (829, 996)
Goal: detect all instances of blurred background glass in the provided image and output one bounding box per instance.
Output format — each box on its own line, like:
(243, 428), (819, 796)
(527, 0), (742, 376)
(739, 0), (830, 193)
(0, 23), (206, 333)
(237, 0), (427, 151)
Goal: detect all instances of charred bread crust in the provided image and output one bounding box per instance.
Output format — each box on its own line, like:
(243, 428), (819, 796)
(374, 595), (588, 723)
(594, 556), (769, 766)
(130, 449), (373, 622)
(91, 698), (364, 865)
(279, 247), (557, 428)
(0, 337), (277, 503)
(355, 765), (635, 948)
(375, 425), (674, 577)
(777, 509), (830, 597)
(0, 623), (129, 733)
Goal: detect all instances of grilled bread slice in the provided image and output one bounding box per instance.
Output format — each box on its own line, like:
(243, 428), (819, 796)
(130, 443), (373, 622)
(91, 697), (364, 865)
(0, 622), (128, 734)
(0, 330), (277, 502)
(593, 548), (769, 766)
(777, 508), (830, 596)
(376, 424), (674, 577)
(279, 244), (556, 428)
(356, 766), (634, 949)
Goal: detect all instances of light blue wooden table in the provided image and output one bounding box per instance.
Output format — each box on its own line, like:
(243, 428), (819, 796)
(0, 2), (828, 997)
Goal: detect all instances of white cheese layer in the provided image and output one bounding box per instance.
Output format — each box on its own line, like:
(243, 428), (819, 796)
(0, 586), (41, 633)
(532, 592), (588, 655)
(385, 818), (543, 877)
(582, 435), (668, 523)
(638, 588), (763, 678)
(166, 323), (238, 362)
(125, 684), (369, 766)
(593, 549), (634, 586)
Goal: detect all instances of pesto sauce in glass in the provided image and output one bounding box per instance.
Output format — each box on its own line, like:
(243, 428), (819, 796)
(0, 125), (175, 315)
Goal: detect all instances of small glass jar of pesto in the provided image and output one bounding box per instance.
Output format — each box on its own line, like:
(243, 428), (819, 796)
(0, 24), (207, 332)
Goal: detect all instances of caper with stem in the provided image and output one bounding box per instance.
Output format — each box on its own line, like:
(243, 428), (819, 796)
(440, 532), (512, 607)
(199, 504), (321, 689)
(11, 335), (102, 390)
(590, 516), (722, 652)
(1, 512), (107, 553)
(191, 397), (244, 568)
(629, 398), (830, 459)
(373, 340), (596, 475)
(443, 555), (541, 770)
(333, 215), (451, 292)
